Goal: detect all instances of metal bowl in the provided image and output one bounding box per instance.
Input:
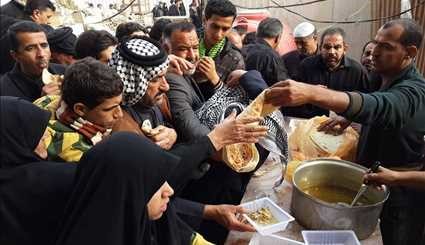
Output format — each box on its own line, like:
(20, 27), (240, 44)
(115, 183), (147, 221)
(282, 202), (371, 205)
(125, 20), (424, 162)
(291, 159), (389, 239)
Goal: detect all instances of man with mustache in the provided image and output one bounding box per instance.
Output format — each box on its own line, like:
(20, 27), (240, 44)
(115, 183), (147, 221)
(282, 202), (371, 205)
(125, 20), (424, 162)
(0, 0), (57, 74)
(0, 21), (63, 102)
(266, 18), (425, 245)
(112, 43), (178, 150)
(361, 40), (378, 73)
(360, 40), (382, 92)
(111, 36), (267, 151)
(163, 22), (288, 244)
(163, 21), (219, 142)
(282, 22), (319, 80)
(110, 36), (270, 244)
(292, 27), (369, 118)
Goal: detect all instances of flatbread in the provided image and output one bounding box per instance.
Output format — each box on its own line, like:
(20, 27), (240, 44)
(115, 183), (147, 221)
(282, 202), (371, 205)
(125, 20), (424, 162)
(141, 120), (152, 135)
(223, 143), (259, 173)
(227, 144), (253, 168)
(222, 90), (277, 172)
(309, 130), (344, 154)
(238, 90), (279, 119)
(42, 69), (64, 85)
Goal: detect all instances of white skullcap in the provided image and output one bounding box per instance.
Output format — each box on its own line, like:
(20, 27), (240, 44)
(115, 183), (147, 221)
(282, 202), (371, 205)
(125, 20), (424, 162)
(293, 22), (316, 38)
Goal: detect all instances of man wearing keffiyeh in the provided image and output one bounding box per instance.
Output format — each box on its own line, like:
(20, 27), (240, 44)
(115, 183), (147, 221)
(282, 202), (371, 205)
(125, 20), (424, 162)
(109, 36), (179, 150)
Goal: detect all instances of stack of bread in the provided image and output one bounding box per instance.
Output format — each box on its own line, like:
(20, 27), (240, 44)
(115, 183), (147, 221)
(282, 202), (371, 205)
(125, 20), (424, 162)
(285, 116), (359, 180)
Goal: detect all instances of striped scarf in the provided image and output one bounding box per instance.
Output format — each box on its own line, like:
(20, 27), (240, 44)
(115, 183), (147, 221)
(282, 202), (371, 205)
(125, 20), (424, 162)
(56, 101), (111, 145)
(199, 38), (226, 59)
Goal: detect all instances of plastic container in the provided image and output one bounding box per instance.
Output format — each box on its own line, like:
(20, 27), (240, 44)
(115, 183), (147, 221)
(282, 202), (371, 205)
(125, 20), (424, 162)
(302, 230), (361, 245)
(249, 233), (304, 245)
(241, 197), (295, 235)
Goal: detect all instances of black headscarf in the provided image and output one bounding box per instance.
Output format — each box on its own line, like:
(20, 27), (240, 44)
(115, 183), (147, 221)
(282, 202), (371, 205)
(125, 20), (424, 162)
(0, 161), (76, 245)
(0, 96), (51, 168)
(48, 27), (77, 56)
(56, 132), (193, 245)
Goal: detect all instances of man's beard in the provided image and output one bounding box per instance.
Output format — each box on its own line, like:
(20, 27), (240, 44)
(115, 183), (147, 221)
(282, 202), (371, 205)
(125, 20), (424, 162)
(152, 93), (166, 107)
(325, 55), (342, 70)
(140, 93), (164, 107)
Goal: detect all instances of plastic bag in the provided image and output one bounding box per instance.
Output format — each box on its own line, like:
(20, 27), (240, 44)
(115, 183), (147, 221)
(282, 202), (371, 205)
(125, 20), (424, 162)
(289, 116), (359, 162)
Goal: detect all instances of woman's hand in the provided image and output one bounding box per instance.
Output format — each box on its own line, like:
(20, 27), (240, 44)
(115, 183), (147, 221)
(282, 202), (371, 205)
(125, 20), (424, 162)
(203, 204), (256, 232)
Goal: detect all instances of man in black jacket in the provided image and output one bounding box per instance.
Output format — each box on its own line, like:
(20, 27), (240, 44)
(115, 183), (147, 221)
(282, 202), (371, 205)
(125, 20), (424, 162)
(0, 0), (55, 24)
(163, 21), (274, 244)
(164, 22), (219, 141)
(285, 27), (369, 118)
(266, 19), (425, 245)
(0, 0), (56, 74)
(245, 17), (288, 86)
(282, 21), (318, 79)
(0, 0), (27, 19)
(0, 21), (63, 102)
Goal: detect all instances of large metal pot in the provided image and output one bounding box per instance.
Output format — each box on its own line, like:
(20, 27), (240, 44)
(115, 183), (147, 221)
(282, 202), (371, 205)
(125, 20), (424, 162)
(291, 159), (389, 239)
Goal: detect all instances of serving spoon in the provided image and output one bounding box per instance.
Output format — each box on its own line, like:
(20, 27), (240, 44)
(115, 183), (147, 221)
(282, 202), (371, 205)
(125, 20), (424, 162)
(349, 162), (381, 207)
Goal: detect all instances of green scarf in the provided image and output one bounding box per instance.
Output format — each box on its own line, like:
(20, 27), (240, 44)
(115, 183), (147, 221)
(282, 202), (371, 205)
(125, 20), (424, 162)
(199, 38), (226, 59)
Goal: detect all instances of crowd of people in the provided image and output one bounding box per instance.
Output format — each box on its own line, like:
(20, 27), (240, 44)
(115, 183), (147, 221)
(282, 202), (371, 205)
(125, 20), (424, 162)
(153, 0), (188, 17)
(0, 0), (424, 244)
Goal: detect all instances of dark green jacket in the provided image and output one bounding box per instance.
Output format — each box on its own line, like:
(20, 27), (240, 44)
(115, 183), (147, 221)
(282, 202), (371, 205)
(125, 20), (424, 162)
(342, 64), (425, 168)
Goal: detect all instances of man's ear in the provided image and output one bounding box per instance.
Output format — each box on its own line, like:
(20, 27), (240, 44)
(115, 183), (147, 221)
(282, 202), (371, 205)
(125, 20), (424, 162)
(162, 41), (171, 54)
(73, 103), (88, 117)
(10, 50), (18, 61)
(274, 34), (282, 48)
(202, 16), (207, 27)
(30, 9), (40, 22)
(344, 42), (349, 52)
(405, 45), (418, 60)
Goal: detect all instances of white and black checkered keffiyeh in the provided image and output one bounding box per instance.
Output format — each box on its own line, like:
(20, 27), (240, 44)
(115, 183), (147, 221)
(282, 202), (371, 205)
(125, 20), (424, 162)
(109, 37), (169, 106)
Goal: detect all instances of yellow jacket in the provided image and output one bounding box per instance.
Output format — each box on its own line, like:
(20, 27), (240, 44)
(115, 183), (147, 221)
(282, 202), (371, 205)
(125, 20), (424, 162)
(34, 95), (92, 162)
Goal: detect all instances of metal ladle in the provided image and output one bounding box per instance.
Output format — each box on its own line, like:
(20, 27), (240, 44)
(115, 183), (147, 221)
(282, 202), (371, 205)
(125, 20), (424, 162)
(350, 162), (381, 207)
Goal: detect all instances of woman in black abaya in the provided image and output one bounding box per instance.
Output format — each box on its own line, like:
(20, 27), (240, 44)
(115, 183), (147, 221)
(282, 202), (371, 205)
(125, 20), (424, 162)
(0, 97), (210, 244)
(55, 132), (211, 245)
(0, 96), (76, 245)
